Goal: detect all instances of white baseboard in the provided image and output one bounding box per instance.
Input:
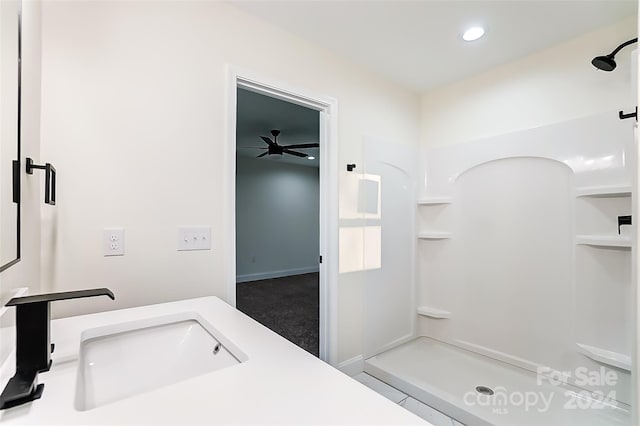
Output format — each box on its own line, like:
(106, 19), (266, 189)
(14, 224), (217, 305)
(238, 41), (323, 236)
(236, 266), (319, 283)
(337, 355), (364, 376)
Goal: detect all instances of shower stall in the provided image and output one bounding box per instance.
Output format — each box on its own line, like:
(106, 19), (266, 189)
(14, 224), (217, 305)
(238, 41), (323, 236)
(355, 111), (635, 425)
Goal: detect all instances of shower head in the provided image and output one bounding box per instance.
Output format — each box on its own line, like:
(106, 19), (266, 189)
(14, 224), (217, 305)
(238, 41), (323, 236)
(592, 55), (617, 71)
(591, 38), (638, 72)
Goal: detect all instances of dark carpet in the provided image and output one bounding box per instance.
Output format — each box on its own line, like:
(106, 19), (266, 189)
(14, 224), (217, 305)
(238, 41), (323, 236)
(236, 273), (319, 357)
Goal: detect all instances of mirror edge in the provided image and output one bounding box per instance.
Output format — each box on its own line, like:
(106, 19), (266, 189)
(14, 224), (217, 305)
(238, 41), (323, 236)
(0, 0), (22, 273)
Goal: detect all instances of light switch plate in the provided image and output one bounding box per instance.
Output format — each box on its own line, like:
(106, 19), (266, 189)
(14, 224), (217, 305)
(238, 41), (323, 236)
(104, 228), (124, 256)
(178, 227), (211, 251)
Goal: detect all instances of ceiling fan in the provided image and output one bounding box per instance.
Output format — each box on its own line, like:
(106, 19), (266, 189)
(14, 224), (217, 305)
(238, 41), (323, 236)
(247, 129), (319, 158)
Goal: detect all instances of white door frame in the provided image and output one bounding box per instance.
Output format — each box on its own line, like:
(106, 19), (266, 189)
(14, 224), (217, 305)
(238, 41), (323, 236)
(225, 66), (339, 365)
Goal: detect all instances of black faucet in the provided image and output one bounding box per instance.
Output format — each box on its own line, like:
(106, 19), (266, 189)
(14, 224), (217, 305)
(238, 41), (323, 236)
(0, 288), (114, 410)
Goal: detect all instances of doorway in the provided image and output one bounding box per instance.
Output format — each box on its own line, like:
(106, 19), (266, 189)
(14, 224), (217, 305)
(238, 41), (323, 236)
(235, 88), (320, 355)
(225, 71), (338, 364)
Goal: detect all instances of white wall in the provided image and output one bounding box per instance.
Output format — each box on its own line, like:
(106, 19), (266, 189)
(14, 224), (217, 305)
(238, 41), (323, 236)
(39, 1), (419, 364)
(236, 156), (319, 282)
(0, 0), (42, 366)
(420, 16), (637, 149)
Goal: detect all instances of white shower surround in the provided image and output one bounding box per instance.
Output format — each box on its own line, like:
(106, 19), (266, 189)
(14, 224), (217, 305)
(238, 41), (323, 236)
(420, 112), (633, 197)
(360, 138), (417, 358)
(414, 111), (633, 406)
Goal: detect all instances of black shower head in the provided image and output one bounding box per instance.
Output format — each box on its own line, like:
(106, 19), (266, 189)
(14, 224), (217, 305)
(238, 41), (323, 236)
(591, 38), (638, 72)
(592, 55), (617, 71)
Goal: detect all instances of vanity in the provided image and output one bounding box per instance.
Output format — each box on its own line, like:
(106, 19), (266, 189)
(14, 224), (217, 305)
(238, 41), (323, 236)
(0, 296), (427, 425)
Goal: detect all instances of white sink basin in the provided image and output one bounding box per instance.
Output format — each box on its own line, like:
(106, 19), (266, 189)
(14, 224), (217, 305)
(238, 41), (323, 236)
(74, 312), (247, 411)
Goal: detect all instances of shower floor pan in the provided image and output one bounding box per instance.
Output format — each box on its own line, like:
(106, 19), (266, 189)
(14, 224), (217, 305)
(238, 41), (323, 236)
(365, 337), (629, 426)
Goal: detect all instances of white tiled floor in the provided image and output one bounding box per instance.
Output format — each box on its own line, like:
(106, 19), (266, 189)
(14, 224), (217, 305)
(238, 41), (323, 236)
(352, 373), (463, 426)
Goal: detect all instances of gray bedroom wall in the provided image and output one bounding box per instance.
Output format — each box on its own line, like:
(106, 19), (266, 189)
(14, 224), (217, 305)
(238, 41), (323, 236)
(236, 156), (319, 282)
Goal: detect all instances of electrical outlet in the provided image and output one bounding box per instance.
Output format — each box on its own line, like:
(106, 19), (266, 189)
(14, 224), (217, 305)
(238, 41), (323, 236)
(178, 227), (211, 251)
(104, 228), (124, 256)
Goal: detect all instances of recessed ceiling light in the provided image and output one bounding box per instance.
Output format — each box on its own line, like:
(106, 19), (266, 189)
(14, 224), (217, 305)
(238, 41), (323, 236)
(307, 156), (315, 160)
(462, 26), (485, 42)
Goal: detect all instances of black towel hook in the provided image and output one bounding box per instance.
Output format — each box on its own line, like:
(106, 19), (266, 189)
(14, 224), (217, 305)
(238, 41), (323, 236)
(619, 107), (637, 121)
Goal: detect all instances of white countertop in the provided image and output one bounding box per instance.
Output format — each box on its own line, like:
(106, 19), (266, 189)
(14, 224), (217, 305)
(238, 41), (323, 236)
(0, 296), (428, 425)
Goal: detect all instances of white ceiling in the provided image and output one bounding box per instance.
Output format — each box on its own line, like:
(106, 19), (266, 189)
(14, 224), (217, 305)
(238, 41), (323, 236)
(236, 88), (320, 167)
(230, 0), (637, 91)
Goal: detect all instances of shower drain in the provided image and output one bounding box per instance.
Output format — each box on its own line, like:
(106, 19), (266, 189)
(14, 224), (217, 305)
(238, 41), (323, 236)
(475, 385), (494, 396)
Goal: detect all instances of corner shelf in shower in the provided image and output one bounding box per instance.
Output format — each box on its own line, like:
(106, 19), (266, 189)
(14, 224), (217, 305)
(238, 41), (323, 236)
(418, 232), (452, 240)
(417, 197), (453, 205)
(575, 235), (631, 248)
(575, 184), (632, 198)
(576, 343), (631, 371)
(417, 306), (451, 319)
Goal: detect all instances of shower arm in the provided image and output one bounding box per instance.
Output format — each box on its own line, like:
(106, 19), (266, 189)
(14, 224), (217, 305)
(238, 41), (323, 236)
(608, 38), (638, 57)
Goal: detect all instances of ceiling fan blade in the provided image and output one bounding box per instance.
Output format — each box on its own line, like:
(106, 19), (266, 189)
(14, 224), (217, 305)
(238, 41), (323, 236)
(284, 149), (308, 158)
(282, 143), (319, 149)
(260, 136), (276, 146)
(256, 152), (269, 158)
